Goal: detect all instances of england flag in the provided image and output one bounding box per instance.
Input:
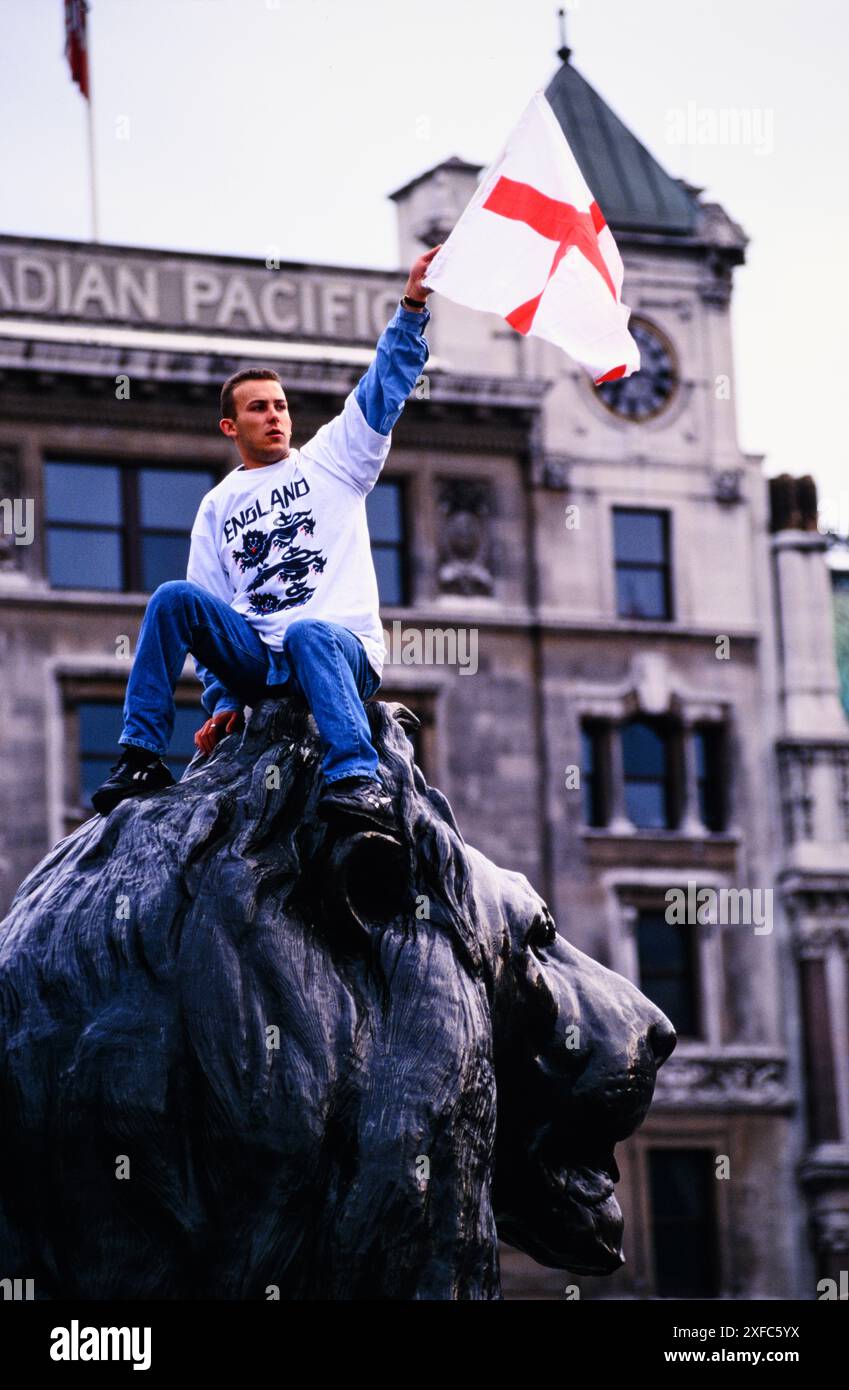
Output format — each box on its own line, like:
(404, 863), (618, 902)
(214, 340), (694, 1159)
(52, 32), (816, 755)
(422, 90), (640, 385)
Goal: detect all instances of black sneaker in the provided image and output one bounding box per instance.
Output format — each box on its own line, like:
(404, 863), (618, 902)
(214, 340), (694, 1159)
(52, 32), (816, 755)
(91, 748), (175, 816)
(317, 775), (397, 834)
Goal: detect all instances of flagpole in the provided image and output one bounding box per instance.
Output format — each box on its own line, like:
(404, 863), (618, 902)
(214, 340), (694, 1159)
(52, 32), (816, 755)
(85, 0), (100, 241)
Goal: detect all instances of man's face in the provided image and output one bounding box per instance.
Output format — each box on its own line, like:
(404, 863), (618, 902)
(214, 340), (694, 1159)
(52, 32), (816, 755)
(220, 379), (293, 467)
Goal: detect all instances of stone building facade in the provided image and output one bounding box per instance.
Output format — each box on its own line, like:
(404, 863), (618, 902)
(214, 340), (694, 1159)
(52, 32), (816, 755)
(1, 46), (847, 1299)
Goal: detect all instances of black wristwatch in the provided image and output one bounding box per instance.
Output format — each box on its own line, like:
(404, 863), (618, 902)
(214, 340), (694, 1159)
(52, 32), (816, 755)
(402, 294), (427, 310)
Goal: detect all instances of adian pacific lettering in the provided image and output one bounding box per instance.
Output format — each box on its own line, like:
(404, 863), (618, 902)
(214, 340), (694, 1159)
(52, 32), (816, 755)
(0, 245), (400, 339)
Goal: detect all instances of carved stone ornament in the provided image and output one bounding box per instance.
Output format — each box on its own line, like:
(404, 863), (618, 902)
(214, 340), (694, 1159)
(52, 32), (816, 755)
(436, 479), (494, 596)
(713, 468), (743, 504)
(652, 1055), (791, 1111)
(812, 1208), (849, 1255)
(412, 162), (475, 247)
(542, 455), (571, 490)
(633, 652), (672, 716)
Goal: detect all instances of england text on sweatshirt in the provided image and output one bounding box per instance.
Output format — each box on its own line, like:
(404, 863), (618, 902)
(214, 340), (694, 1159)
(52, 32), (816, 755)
(186, 302), (430, 717)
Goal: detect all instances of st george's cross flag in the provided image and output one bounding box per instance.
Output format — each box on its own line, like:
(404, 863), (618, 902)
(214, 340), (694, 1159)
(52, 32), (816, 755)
(422, 90), (640, 385)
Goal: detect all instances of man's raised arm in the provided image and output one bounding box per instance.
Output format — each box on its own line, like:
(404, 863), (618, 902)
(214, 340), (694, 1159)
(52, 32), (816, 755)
(300, 246), (440, 496)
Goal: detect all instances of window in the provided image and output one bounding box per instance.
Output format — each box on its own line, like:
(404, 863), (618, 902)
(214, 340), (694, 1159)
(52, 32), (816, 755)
(636, 907), (700, 1037)
(581, 718), (726, 835)
(44, 459), (215, 592)
(648, 1150), (719, 1298)
(72, 700), (198, 817)
(621, 717), (676, 829)
(580, 721), (607, 826)
(613, 507), (672, 620)
(366, 477), (408, 605)
(694, 724), (725, 831)
(799, 957), (841, 1144)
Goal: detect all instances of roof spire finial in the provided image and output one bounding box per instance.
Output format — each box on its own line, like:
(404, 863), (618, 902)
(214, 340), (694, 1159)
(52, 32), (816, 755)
(557, 6), (572, 63)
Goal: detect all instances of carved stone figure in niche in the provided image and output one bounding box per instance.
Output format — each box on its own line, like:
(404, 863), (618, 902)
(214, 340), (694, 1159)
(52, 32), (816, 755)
(437, 479), (494, 596)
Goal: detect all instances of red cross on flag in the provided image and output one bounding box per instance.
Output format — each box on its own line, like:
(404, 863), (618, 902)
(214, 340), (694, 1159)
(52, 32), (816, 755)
(422, 91), (640, 385)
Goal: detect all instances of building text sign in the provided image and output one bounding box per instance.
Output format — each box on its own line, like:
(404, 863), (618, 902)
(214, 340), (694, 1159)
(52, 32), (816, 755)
(0, 239), (402, 343)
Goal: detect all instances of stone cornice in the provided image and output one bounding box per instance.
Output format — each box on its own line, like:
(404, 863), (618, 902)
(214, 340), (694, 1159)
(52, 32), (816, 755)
(798, 1145), (849, 1190)
(652, 1052), (792, 1112)
(0, 333), (547, 411)
(0, 585), (764, 646)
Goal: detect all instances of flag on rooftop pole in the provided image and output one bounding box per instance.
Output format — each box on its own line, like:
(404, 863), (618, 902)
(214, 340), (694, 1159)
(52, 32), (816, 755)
(64, 0), (99, 240)
(422, 90), (640, 386)
(64, 0), (89, 97)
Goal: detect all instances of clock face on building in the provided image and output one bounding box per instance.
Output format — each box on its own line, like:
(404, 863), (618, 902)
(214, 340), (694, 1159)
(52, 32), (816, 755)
(594, 319), (678, 421)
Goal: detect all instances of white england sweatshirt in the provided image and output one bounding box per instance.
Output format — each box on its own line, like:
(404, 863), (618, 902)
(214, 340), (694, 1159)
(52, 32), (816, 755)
(185, 301), (430, 717)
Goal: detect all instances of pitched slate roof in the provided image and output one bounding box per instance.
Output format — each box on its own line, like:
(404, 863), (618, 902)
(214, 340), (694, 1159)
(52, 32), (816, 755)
(545, 53), (700, 234)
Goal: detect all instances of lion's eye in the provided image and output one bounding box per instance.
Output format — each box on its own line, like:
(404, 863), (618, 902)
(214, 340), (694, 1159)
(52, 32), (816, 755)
(529, 913), (557, 952)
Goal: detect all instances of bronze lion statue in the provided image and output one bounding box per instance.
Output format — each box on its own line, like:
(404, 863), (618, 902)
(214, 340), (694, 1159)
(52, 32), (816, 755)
(0, 696), (674, 1299)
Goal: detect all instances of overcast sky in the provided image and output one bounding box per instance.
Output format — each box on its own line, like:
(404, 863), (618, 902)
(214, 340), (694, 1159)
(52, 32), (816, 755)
(2, 0), (848, 526)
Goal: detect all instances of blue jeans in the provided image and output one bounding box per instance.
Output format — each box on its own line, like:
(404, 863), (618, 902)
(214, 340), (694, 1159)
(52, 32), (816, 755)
(120, 580), (382, 784)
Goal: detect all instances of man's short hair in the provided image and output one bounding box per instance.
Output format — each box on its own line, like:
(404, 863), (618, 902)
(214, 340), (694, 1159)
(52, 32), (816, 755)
(220, 368), (284, 421)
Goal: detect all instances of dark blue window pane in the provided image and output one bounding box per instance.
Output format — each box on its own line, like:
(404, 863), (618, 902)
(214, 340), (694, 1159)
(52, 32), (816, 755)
(139, 469), (213, 529)
(581, 727), (595, 774)
(622, 722), (670, 827)
(694, 729), (707, 776)
(613, 509), (666, 563)
(646, 978), (685, 1026)
(581, 725), (607, 826)
(651, 1150), (711, 1221)
(78, 699), (198, 808)
(637, 911), (698, 1035)
(624, 781), (667, 828)
(164, 706), (202, 782)
(171, 706), (200, 755)
(645, 975), (694, 1033)
(622, 721), (666, 776)
(616, 567), (667, 619)
(44, 463), (121, 524)
(47, 528), (122, 589)
(649, 1150), (719, 1298)
(694, 727), (724, 831)
(79, 702), (124, 754)
(141, 534), (191, 591)
(373, 546), (403, 605)
(78, 701), (124, 809)
(366, 480), (403, 542)
(638, 913), (689, 972)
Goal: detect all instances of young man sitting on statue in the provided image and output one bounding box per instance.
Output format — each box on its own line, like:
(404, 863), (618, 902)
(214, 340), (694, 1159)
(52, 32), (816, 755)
(91, 247), (439, 833)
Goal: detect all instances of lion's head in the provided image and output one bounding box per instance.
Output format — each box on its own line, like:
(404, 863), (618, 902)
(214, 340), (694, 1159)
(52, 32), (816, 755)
(0, 696), (672, 1298)
(466, 851), (675, 1274)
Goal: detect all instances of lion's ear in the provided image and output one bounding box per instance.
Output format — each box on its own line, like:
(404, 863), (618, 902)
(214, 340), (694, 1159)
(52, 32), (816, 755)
(386, 702), (421, 732)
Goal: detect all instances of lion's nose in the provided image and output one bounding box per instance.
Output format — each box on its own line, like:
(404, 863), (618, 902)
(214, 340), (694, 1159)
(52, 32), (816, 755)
(647, 1014), (676, 1065)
